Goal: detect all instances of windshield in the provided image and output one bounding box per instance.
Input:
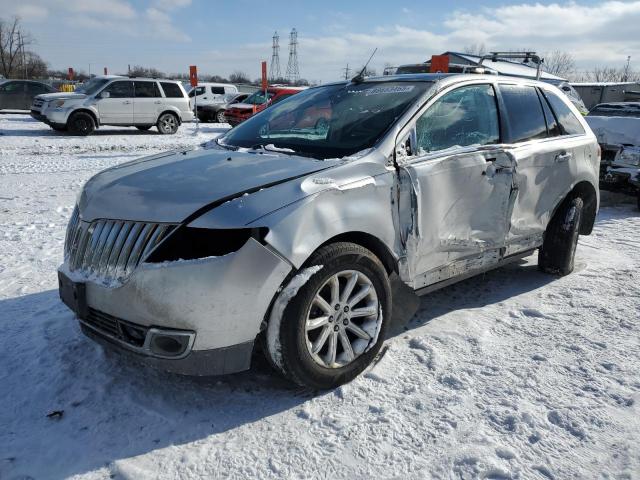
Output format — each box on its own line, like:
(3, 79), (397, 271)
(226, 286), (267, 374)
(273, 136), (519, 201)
(241, 90), (275, 105)
(75, 78), (110, 95)
(589, 104), (640, 118)
(220, 81), (432, 159)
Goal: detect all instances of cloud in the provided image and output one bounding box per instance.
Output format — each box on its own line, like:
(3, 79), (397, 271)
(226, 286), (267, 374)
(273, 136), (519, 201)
(14, 5), (48, 21)
(153, 0), (192, 10)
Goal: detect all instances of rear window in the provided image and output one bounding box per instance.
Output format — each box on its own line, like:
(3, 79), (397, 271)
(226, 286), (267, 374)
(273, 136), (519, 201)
(161, 82), (184, 98)
(499, 84), (547, 143)
(134, 81), (160, 98)
(211, 86), (225, 94)
(543, 90), (585, 135)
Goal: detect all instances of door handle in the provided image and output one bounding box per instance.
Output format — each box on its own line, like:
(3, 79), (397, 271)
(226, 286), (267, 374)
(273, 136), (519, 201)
(154, 100), (162, 104)
(122, 100), (131, 105)
(555, 152), (572, 162)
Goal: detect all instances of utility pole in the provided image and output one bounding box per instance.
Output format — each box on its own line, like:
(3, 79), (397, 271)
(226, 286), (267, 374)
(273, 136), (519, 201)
(18, 32), (27, 79)
(623, 55), (631, 82)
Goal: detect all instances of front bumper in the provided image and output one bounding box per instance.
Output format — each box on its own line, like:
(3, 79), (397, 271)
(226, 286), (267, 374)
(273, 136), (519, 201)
(59, 238), (292, 375)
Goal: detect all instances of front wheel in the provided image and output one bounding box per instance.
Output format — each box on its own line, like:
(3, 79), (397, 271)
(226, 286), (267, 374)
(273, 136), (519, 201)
(266, 242), (391, 389)
(156, 113), (179, 134)
(216, 110), (226, 123)
(539, 196), (584, 275)
(67, 112), (95, 136)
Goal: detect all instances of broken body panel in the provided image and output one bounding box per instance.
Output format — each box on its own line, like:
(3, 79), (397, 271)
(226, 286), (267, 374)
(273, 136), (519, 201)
(60, 74), (599, 376)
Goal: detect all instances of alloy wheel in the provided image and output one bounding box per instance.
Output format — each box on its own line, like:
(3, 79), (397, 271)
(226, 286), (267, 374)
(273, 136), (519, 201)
(304, 270), (380, 369)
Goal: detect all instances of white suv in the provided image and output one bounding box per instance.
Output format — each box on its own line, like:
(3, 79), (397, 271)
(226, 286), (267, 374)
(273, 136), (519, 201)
(31, 76), (194, 135)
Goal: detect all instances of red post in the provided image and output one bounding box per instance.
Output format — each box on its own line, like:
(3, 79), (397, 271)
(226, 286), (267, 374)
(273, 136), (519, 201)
(68, 67), (74, 80)
(261, 61), (268, 90)
(189, 65), (198, 87)
(104, 67), (108, 75)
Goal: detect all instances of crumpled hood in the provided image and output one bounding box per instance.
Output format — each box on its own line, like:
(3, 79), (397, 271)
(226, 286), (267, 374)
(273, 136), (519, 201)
(79, 147), (339, 223)
(37, 92), (87, 102)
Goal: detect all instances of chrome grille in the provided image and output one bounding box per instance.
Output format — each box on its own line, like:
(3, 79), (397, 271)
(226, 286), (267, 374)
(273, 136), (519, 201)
(64, 208), (176, 284)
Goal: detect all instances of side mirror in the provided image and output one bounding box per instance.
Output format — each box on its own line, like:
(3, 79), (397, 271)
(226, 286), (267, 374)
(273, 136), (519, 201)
(100, 91), (110, 99)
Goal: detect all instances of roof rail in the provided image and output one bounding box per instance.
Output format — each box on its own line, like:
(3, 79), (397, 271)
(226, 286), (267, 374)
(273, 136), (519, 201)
(478, 51), (543, 80)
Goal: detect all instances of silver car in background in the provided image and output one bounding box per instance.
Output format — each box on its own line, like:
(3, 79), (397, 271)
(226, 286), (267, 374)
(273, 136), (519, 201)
(59, 74), (600, 389)
(31, 75), (193, 135)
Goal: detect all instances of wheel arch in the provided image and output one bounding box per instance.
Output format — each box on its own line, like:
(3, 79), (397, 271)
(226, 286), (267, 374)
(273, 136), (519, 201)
(314, 232), (398, 275)
(157, 109), (182, 125)
(547, 180), (598, 235)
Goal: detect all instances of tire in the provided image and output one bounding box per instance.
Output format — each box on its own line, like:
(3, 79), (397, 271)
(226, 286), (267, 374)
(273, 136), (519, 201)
(67, 112), (95, 136)
(265, 242), (391, 389)
(538, 196), (584, 276)
(156, 112), (179, 134)
(216, 110), (226, 123)
(136, 125), (152, 131)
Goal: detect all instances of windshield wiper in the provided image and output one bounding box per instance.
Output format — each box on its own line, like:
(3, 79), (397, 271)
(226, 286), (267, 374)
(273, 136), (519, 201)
(216, 137), (238, 151)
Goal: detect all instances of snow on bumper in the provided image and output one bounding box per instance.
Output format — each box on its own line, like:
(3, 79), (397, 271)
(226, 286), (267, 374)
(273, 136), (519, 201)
(61, 238), (292, 373)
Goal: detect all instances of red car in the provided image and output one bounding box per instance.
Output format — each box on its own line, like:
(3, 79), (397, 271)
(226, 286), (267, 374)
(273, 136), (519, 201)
(224, 86), (306, 126)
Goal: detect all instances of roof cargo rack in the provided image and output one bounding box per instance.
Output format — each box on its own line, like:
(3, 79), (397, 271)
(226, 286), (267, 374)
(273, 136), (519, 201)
(478, 51), (543, 80)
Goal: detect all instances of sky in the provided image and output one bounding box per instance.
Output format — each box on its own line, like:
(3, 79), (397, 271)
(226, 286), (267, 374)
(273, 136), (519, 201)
(1, 0), (639, 82)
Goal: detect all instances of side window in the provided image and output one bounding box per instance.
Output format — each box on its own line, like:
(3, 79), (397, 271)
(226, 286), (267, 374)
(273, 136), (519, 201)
(134, 81), (160, 98)
(26, 83), (47, 94)
(211, 86), (225, 94)
(499, 84), (548, 143)
(102, 81), (133, 98)
(416, 84), (500, 154)
(161, 82), (184, 98)
(542, 90), (586, 136)
(0, 82), (22, 93)
(537, 88), (561, 137)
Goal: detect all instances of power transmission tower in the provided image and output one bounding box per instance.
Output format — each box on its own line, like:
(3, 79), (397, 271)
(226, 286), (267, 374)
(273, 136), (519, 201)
(343, 64), (351, 80)
(269, 31), (281, 81)
(285, 28), (300, 84)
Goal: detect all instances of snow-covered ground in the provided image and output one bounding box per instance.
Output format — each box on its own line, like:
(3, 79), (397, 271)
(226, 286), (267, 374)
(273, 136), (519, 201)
(1, 114), (639, 480)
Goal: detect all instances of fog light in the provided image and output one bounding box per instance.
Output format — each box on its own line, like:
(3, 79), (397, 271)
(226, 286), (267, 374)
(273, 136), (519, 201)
(148, 331), (193, 357)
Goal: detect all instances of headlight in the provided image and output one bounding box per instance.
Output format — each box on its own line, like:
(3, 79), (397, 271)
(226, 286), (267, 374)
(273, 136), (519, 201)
(145, 226), (268, 263)
(617, 148), (640, 167)
(53, 99), (66, 108)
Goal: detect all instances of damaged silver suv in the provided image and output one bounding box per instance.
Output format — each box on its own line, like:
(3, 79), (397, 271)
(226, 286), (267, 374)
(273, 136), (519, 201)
(59, 74), (600, 389)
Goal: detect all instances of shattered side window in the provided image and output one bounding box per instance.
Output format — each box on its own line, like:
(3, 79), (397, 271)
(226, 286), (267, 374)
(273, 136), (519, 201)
(415, 84), (500, 154)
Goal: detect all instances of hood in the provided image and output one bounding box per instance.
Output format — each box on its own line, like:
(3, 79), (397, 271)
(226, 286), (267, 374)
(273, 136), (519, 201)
(37, 92), (86, 102)
(79, 147), (339, 223)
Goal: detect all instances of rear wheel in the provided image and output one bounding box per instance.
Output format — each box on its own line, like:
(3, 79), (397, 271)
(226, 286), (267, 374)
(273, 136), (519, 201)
(265, 242), (391, 389)
(216, 110), (226, 123)
(68, 112), (95, 136)
(539, 196), (584, 275)
(156, 113), (179, 134)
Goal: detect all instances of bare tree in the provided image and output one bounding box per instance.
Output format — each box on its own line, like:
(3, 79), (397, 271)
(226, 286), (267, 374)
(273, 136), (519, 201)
(229, 71), (250, 84)
(0, 16), (32, 78)
(463, 43), (487, 56)
(23, 51), (47, 78)
(128, 65), (165, 78)
(542, 50), (576, 78)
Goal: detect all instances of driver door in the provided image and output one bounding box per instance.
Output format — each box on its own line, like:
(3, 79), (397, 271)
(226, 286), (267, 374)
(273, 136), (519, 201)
(397, 83), (517, 290)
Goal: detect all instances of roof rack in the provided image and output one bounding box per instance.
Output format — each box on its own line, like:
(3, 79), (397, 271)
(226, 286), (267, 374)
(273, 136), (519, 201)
(478, 51), (543, 80)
